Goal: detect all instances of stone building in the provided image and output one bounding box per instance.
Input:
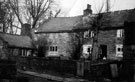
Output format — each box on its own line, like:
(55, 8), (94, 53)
(83, 29), (124, 60)
(36, 5), (135, 60)
(0, 32), (36, 59)
(36, 16), (85, 58)
(83, 8), (135, 60)
(35, 4), (92, 58)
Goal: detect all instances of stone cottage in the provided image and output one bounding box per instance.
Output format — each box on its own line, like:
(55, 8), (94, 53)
(83, 8), (135, 60)
(0, 32), (36, 59)
(83, 29), (124, 60)
(35, 16), (85, 58)
(35, 4), (92, 59)
(35, 4), (135, 60)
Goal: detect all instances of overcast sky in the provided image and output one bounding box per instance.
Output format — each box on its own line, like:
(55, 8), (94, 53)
(58, 0), (135, 17)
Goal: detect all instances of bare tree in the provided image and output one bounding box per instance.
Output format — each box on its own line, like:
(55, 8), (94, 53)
(90, 4), (105, 60)
(0, 0), (15, 33)
(25, 0), (52, 28)
(8, 0), (23, 26)
(66, 32), (83, 60)
(8, 0), (61, 29)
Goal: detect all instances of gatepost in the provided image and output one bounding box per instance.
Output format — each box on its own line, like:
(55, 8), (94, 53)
(77, 61), (84, 76)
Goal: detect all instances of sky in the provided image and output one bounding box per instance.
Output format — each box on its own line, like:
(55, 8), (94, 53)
(58, 0), (135, 17)
(12, 0), (135, 34)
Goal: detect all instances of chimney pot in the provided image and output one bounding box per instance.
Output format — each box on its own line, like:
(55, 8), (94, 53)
(87, 4), (91, 10)
(83, 4), (92, 16)
(21, 23), (31, 37)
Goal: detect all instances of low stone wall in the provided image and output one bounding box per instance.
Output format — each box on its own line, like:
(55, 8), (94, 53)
(15, 56), (77, 76)
(12, 56), (121, 80)
(0, 59), (16, 79)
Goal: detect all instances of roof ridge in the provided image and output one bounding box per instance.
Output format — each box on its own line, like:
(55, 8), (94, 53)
(51, 15), (83, 18)
(96, 8), (135, 15)
(0, 32), (30, 37)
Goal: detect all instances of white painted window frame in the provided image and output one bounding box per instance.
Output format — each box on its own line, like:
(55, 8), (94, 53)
(84, 30), (94, 38)
(49, 46), (58, 52)
(116, 44), (123, 57)
(117, 29), (123, 38)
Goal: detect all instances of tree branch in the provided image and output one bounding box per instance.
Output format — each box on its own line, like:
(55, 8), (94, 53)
(8, 0), (23, 25)
(54, 9), (61, 17)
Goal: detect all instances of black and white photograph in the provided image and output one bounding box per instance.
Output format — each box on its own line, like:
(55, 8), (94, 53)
(0, 0), (135, 82)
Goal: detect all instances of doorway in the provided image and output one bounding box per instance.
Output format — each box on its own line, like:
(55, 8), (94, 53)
(99, 45), (107, 59)
(38, 46), (45, 57)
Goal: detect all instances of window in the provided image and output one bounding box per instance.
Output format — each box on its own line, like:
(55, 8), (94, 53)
(117, 48), (121, 51)
(0, 23), (3, 32)
(48, 46), (58, 57)
(84, 30), (94, 38)
(82, 44), (92, 59)
(84, 30), (89, 38)
(116, 44), (123, 57)
(87, 47), (92, 53)
(83, 44), (92, 54)
(91, 31), (94, 38)
(49, 46), (58, 52)
(13, 49), (19, 56)
(117, 29), (123, 38)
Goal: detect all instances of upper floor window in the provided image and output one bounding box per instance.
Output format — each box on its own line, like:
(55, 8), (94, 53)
(84, 30), (94, 38)
(117, 29), (123, 38)
(91, 31), (94, 38)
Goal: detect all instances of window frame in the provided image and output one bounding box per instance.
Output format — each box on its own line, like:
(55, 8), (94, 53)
(117, 29), (123, 38)
(116, 44), (123, 57)
(49, 46), (58, 52)
(83, 44), (92, 54)
(84, 30), (94, 38)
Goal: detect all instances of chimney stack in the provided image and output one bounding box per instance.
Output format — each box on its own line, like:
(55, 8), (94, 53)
(21, 24), (31, 37)
(83, 4), (92, 16)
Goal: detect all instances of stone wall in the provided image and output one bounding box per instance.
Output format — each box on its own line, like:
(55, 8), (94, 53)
(37, 33), (73, 58)
(82, 30), (118, 60)
(37, 29), (124, 60)
(98, 30), (116, 59)
(85, 29), (124, 60)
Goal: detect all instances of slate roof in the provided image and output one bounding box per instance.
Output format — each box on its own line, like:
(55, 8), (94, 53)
(0, 32), (35, 49)
(36, 8), (135, 33)
(100, 8), (135, 30)
(36, 16), (90, 33)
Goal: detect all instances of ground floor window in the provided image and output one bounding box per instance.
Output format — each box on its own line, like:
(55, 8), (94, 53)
(116, 44), (123, 57)
(82, 44), (92, 59)
(47, 45), (59, 57)
(49, 46), (58, 52)
(13, 49), (19, 56)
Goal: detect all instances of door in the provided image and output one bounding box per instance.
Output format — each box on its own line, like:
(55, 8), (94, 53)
(38, 46), (44, 57)
(99, 45), (107, 59)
